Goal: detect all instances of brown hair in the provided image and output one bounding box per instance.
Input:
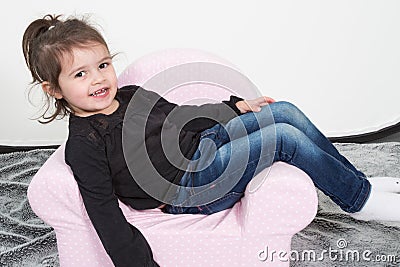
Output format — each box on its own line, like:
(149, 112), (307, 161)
(22, 14), (111, 123)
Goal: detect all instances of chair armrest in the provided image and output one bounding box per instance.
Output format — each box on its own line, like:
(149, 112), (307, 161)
(240, 162), (318, 235)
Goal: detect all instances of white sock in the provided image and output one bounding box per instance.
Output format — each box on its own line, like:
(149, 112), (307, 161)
(367, 176), (400, 193)
(350, 186), (400, 222)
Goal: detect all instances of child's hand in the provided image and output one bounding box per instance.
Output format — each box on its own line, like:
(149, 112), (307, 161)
(236, 96), (276, 113)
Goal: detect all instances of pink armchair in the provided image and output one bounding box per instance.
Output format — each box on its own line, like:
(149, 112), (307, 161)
(27, 48), (318, 266)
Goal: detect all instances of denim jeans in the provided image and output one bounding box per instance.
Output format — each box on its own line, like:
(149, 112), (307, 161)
(163, 101), (371, 215)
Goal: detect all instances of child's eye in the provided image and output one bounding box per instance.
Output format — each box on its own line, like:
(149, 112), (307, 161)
(99, 62), (109, 69)
(75, 71), (86, 78)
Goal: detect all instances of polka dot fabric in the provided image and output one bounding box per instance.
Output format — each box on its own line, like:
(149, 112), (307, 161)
(28, 48), (318, 266)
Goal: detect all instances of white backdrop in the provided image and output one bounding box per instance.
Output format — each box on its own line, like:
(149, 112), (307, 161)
(1, 0), (399, 145)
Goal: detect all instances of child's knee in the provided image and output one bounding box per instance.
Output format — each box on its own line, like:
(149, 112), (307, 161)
(273, 101), (301, 114)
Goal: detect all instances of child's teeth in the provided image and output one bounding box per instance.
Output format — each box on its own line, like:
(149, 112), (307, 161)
(93, 89), (106, 96)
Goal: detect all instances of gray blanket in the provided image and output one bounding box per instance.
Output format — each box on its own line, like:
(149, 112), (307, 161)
(292, 143), (400, 267)
(0, 143), (399, 267)
(0, 149), (58, 267)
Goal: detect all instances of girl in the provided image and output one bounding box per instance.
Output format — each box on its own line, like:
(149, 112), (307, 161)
(22, 14), (400, 267)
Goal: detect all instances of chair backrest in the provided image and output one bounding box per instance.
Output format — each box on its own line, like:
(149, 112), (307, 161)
(117, 48), (255, 104)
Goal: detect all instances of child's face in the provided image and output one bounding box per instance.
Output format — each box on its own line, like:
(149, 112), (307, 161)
(57, 43), (118, 117)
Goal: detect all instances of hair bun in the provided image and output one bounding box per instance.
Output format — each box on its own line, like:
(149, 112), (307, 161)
(22, 14), (61, 73)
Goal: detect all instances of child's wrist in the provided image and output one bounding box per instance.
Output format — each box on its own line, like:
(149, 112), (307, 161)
(235, 101), (247, 113)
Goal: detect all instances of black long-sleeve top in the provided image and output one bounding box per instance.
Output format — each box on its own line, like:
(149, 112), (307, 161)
(64, 85), (243, 266)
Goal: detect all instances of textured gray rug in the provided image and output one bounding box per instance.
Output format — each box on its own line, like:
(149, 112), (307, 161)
(292, 143), (400, 267)
(0, 143), (399, 266)
(0, 149), (58, 267)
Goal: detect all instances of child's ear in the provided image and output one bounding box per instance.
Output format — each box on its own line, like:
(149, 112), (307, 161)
(41, 81), (63, 99)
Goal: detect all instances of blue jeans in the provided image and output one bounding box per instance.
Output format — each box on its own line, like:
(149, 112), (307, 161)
(163, 101), (371, 215)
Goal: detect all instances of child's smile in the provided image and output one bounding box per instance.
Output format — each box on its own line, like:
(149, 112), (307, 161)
(90, 88), (109, 97)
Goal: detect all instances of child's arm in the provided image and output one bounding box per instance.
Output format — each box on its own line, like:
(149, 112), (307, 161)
(134, 87), (244, 133)
(65, 137), (159, 267)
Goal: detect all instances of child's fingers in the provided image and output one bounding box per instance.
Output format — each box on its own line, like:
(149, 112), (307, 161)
(264, 96), (276, 103)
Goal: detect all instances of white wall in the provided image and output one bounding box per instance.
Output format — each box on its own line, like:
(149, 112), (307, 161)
(2, 0), (399, 145)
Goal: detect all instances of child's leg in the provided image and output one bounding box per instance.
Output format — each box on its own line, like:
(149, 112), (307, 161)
(167, 122), (369, 216)
(223, 101), (365, 178)
(268, 101), (366, 178)
(269, 123), (371, 213)
(165, 117), (400, 221)
(270, 123), (400, 221)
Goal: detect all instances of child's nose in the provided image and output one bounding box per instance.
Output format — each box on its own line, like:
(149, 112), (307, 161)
(91, 70), (105, 85)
